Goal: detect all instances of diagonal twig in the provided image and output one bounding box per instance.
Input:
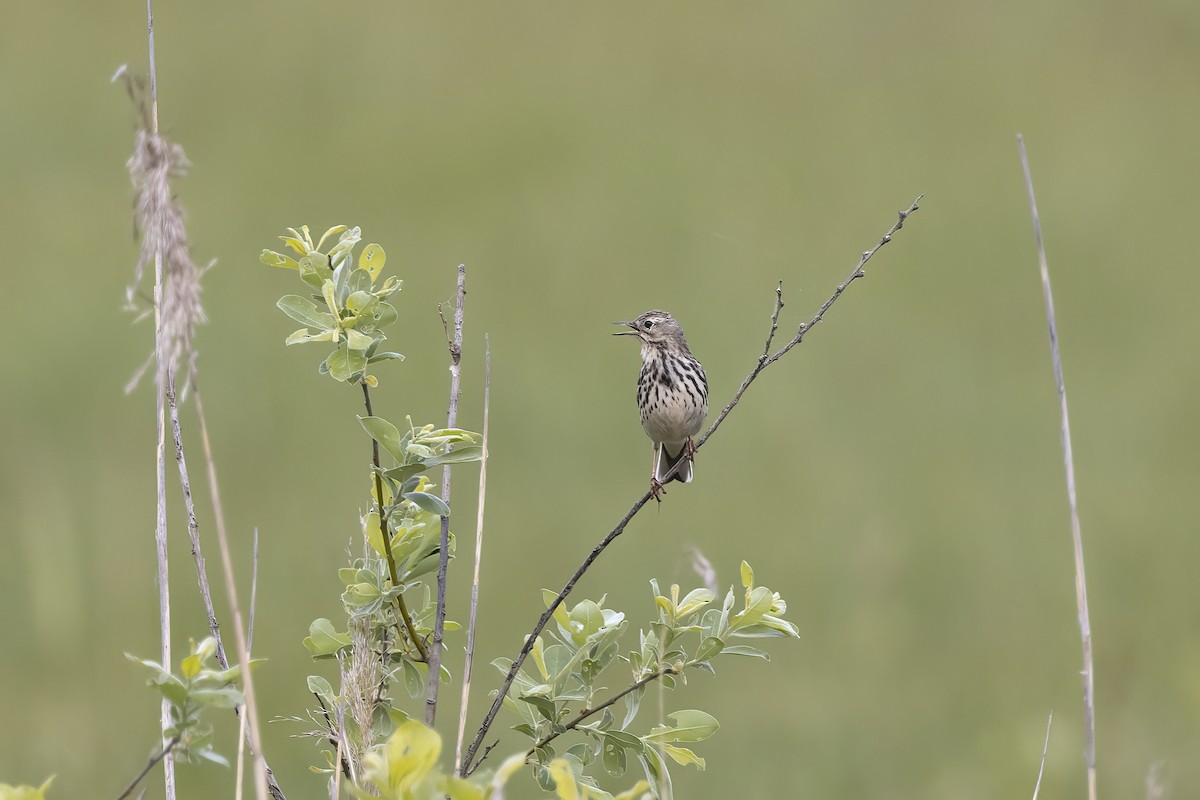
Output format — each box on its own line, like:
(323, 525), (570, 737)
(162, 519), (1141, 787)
(1017, 134), (1096, 800)
(426, 264), (467, 725)
(460, 196), (923, 773)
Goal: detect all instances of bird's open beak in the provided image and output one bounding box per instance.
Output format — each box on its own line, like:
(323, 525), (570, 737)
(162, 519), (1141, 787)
(612, 321), (638, 336)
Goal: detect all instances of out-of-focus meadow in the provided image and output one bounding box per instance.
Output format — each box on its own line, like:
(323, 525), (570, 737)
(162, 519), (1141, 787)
(3, 1), (1199, 797)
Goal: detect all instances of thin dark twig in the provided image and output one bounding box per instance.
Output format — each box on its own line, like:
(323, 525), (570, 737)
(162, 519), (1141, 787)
(461, 196), (922, 774)
(528, 666), (678, 757)
(455, 334), (491, 772)
(760, 282), (784, 363)
(362, 382), (428, 662)
(167, 372), (228, 668)
(1032, 711), (1053, 800)
(117, 734), (180, 800)
(426, 264), (467, 725)
(1017, 134), (1096, 800)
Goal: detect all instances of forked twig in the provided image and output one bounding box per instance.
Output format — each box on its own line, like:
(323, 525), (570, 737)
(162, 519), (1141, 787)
(460, 196), (923, 773)
(426, 264), (467, 724)
(455, 334), (491, 771)
(1017, 134), (1096, 800)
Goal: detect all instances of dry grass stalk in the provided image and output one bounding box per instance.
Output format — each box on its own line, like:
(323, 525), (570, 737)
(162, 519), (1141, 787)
(1017, 133), (1096, 800)
(454, 334), (491, 772)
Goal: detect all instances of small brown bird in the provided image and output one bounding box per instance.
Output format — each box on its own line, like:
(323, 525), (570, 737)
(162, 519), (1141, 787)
(614, 310), (708, 499)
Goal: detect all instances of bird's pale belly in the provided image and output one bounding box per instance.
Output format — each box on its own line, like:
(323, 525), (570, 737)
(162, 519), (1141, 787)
(640, 395), (706, 446)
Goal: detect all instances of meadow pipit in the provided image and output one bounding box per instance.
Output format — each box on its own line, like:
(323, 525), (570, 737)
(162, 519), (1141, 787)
(614, 310), (708, 499)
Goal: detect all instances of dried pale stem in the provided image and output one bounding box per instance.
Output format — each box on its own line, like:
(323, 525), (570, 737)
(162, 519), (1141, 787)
(455, 335), (491, 771)
(1032, 711), (1053, 800)
(145, 0), (172, 794)
(461, 196), (922, 774)
(1017, 134), (1096, 800)
(179, 379), (282, 800)
(152, 250), (175, 799)
(117, 734), (180, 800)
(362, 382), (429, 662)
(426, 264), (467, 725)
(529, 666), (679, 757)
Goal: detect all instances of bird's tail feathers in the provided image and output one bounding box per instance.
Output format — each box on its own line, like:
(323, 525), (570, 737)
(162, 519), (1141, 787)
(658, 443), (693, 484)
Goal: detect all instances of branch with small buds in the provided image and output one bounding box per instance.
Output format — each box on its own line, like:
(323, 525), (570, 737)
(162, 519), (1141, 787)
(459, 196), (923, 774)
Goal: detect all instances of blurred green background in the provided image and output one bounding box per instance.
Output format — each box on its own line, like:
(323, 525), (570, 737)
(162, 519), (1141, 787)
(3, 1), (1198, 797)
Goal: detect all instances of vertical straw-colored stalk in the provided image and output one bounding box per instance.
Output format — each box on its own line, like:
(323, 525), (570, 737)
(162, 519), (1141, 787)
(455, 335), (491, 772)
(1017, 133), (1096, 800)
(126, 1), (272, 793)
(143, 2), (174, 794)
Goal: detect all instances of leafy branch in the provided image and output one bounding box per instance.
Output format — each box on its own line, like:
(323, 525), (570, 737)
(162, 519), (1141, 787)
(121, 637), (244, 798)
(461, 195), (923, 774)
(261, 225), (484, 780)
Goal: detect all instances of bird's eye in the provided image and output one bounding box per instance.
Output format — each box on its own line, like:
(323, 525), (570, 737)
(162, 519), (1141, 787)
(642, 320), (654, 330)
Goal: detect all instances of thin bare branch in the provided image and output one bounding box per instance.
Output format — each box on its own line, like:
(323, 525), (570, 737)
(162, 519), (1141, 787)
(455, 334), (491, 771)
(427, 265), (467, 725)
(168, 374), (227, 666)
(1018, 134), (1096, 800)
(460, 196), (923, 773)
(529, 666), (679, 757)
(1032, 711), (1053, 800)
(117, 734), (180, 800)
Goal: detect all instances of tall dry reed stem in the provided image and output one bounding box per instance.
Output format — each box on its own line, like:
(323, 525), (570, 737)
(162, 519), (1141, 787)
(1017, 134), (1096, 800)
(454, 335), (491, 772)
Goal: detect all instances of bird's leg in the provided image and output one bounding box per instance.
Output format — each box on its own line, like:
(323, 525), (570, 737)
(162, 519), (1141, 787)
(684, 436), (697, 463)
(650, 443), (666, 502)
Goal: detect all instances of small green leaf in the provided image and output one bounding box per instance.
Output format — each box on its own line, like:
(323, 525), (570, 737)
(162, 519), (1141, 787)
(740, 561), (754, 589)
(644, 709), (719, 743)
(345, 328), (373, 351)
(189, 686), (244, 709)
(660, 743), (706, 770)
(693, 636), (724, 663)
(285, 328), (338, 346)
(260, 249), (299, 269)
(277, 295), (335, 330)
(359, 243), (387, 281)
(402, 659), (426, 699)
(721, 644), (771, 659)
(359, 416), (406, 463)
(520, 692), (558, 722)
(368, 351), (406, 364)
(325, 346), (366, 383)
(374, 301), (398, 328)
(303, 618), (352, 656)
(315, 225), (348, 252)
(181, 653), (202, 679)
(423, 446), (484, 466)
(404, 491), (451, 517)
(307, 675), (335, 702)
